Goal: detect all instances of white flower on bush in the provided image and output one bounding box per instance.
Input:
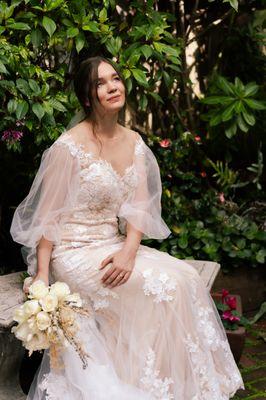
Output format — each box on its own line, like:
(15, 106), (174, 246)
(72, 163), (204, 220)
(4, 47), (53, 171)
(23, 300), (41, 316)
(49, 281), (71, 300)
(12, 321), (32, 342)
(40, 294), (58, 313)
(36, 311), (51, 331)
(29, 280), (49, 300)
(65, 293), (82, 307)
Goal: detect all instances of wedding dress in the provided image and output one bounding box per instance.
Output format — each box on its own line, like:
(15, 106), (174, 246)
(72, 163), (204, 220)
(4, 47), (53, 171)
(10, 130), (245, 399)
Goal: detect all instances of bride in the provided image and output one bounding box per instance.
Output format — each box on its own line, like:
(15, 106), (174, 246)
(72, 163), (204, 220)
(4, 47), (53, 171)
(10, 56), (245, 399)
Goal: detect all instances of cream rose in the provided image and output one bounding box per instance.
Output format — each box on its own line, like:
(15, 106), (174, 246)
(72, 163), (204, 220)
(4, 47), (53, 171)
(40, 294), (58, 312)
(12, 321), (32, 342)
(64, 293), (83, 307)
(49, 282), (70, 300)
(29, 280), (49, 300)
(23, 300), (41, 316)
(36, 311), (51, 331)
(27, 331), (50, 354)
(13, 305), (27, 324)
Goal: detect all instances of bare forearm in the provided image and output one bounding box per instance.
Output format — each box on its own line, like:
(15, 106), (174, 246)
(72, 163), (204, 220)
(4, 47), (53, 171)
(36, 236), (53, 276)
(122, 222), (142, 255)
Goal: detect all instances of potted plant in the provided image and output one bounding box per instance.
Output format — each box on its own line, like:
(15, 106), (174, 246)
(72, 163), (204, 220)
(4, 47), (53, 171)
(211, 289), (250, 363)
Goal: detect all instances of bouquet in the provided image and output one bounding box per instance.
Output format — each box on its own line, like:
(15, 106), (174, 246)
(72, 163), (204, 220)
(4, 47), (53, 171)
(12, 278), (90, 369)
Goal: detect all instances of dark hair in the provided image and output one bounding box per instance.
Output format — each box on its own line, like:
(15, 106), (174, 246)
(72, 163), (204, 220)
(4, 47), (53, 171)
(73, 56), (126, 121)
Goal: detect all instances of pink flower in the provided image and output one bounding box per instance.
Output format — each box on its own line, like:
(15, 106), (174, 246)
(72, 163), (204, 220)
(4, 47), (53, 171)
(1, 129), (23, 142)
(225, 296), (237, 310)
(222, 310), (240, 323)
(219, 192), (225, 203)
(200, 171), (206, 177)
(221, 289), (229, 303)
(159, 139), (171, 148)
(194, 135), (201, 142)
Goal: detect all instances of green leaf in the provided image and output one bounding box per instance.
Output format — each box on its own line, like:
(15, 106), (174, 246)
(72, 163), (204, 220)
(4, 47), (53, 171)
(234, 77), (245, 93)
(16, 79), (31, 96)
(8, 22), (31, 30)
(42, 16), (57, 37)
(82, 21), (99, 32)
(244, 82), (259, 97)
(67, 27), (79, 38)
(32, 103), (45, 120)
(256, 249), (266, 264)
(49, 98), (67, 112)
(201, 96), (234, 105)
(178, 236), (188, 249)
(105, 37), (122, 56)
(210, 113), (222, 127)
(149, 92), (163, 103)
(140, 44), (153, 59)
(139, 94), (148, 111)
(237, 114), (249, 132)
(75, 32), (85, 53)
(7, 99), (17, 114)
(99, 8), (108, 23)
(225, 122), (237, 138)
(30, 29), (42, 47)
(242, 109), (256, 126)
(45, 0), (64, 11)
(16, 100), (29, 119)
(216, 76), (235, 95)
(221, 102), (236, 121)
(0, 60), (8, 74)
(131, 68), (148, 87)
(122, 69), (131, 80)
(28, 79), (41, 95)
(244, 98), (266, 110)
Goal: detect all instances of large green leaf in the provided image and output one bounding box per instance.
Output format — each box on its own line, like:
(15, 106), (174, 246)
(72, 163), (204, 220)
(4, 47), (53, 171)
(244, 98), (266, 110)
(244, 82), (259, 97)
(8, 22), (30, 30)
(42, 16), (57, 37)
(32, 103), (45, 120)
(131, 68), (148, 87)
(16, 100), (29, 119)
(242, 109), (256, 126)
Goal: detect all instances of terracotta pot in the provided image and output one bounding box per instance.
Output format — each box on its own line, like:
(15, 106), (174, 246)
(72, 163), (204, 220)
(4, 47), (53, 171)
(211, 293), (246, 363)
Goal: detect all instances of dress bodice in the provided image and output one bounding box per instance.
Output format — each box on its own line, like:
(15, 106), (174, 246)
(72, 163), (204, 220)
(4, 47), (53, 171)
(54, 133), (144, 248)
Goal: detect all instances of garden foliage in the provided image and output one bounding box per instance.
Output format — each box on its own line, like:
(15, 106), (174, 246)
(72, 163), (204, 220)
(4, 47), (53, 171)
(0, 0), (265, 272)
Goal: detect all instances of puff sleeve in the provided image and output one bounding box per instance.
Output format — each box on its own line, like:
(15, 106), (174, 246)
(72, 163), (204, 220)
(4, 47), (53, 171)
(10, 140), (80, 275)
(117, 135), (171, 240)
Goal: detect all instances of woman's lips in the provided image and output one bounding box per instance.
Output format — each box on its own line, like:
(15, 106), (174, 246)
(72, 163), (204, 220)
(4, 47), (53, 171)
(107, 95), (121, 102)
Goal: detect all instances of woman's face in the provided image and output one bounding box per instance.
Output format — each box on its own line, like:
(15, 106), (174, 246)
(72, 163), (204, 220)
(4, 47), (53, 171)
(94, 62), (125, 115)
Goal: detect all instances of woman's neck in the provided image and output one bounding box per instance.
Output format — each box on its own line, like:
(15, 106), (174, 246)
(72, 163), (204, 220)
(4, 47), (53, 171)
(86, 113), (120, 139)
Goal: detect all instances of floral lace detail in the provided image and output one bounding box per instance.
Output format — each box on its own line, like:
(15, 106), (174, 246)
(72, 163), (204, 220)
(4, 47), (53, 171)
(135, 136), (145, 155)
(140, 348), (174, 400)
(141, 269), (176, 303)
(39, 372), (69, 400)
(91, 287), (119, 311)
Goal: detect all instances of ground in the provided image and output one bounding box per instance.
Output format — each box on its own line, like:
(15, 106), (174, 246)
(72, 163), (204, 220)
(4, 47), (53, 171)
(232, 311), (266, 400)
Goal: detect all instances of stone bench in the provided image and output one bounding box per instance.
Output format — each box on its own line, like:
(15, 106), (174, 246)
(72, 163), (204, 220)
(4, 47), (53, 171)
(0, 260), (220, 399)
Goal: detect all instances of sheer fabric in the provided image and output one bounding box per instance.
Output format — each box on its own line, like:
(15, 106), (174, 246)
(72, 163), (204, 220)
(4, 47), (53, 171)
(10, 141), (80, 275)
(10, 129), (170, 275)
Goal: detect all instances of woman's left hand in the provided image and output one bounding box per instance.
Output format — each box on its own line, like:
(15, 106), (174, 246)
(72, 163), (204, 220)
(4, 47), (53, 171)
(99, 249), (136, 288)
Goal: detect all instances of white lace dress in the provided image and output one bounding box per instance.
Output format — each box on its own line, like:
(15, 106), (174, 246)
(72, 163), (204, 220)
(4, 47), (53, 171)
(14, 132), (244, 400)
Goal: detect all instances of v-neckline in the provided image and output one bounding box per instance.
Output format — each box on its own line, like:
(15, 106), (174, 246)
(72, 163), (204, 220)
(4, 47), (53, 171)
(65, 132), (141, 180)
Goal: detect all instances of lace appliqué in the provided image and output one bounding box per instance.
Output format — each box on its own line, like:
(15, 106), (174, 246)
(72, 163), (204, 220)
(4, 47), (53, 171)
(140, 348), (174, 400)
(39, 372), (69, 400)
(91, 287), (119, 311)
(141, 269), (176, 303)
(135, 136), (145, 155)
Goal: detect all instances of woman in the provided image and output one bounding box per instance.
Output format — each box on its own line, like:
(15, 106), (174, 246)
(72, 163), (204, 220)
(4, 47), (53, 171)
(10, 56), (245, 399)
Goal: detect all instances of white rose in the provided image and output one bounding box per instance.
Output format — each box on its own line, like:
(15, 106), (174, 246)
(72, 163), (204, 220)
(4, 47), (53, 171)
(40, 294), (58, 312)
(12, 321), (32, 342)
(23, 300), (41, 316)
(13, 305), (28, 324)
(49, 282), (70, 300)
(29, 280), (49, 300)
(26, 331), (50, 354)
(36, 311), (51, 331)
(64, 293), (82, 307)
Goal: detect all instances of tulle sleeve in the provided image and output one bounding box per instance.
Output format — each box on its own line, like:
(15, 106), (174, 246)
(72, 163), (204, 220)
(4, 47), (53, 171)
(10, 139), (80, 275)
(117, 134), (171, 240)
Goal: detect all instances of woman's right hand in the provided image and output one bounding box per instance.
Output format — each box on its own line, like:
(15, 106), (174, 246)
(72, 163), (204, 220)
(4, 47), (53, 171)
(23, 273), (49, 295)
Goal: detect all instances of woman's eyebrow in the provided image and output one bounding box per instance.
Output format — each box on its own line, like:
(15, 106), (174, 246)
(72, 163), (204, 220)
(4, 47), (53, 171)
(96, 72), (119, 82)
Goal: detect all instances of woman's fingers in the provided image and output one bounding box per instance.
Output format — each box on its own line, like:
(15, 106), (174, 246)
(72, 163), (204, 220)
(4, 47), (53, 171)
(99, 254), (114, 270)
(101, 266), (117, 285)
(116, 271), (131, 287)
(109, 271), (128, 288)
